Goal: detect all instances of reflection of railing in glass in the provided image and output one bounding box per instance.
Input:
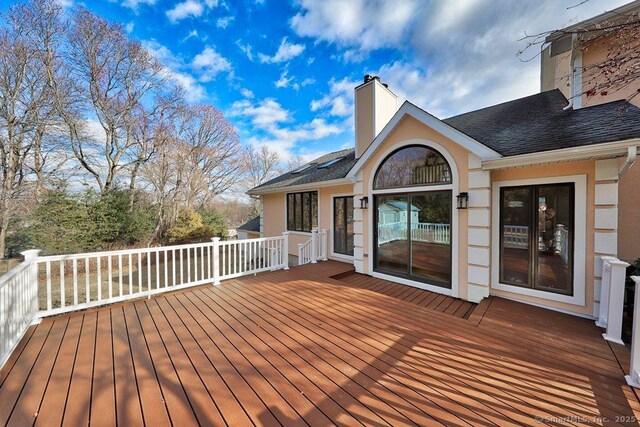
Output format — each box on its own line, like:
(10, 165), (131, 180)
(555, 224), (570, 265)
(503, 225), (528, 249)
(378, 221), (450, 245)
(412, 163), (448, 184)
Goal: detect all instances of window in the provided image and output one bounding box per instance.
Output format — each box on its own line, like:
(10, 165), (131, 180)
(499, 183), (574, 295)
(287, 191), (318, 232)
(333, 196), (354, 256)
(374, 145), (452, 189)
(318, 157), (344, 169)
(291, 163), (315, 174)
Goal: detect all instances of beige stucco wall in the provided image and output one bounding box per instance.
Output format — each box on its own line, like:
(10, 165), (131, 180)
(490, 161), (597, 316)
(619, 161), (640, 263)
(261, 184), (355, 260)
(356, 115), (471, 299)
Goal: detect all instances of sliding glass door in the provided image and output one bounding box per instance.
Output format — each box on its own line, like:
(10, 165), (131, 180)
(374, 191), (452, 288)
(333, 196), (354, 256)
(499, 183), (574, 295)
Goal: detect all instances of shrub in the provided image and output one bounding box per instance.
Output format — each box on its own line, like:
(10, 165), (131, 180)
(166, 210), (216, 244)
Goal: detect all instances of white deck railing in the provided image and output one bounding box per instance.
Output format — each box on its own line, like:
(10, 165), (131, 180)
(0, 250), (39, 369)
(503, 225), (528, 249)
(377, 222), (450, 245)
(0, 234), (290, 367)
(597, 256), (630, 345)
(297, 229), (327, 265)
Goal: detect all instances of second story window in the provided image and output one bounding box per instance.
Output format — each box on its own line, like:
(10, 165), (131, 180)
(287, 191), (318, 232)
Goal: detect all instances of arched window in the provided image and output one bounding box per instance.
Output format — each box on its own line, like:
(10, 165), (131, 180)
(373, 145), (452, 190)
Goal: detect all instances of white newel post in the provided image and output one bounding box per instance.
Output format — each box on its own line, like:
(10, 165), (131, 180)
(597, 256), (616, 328)
(626, 276), (640, 388)
(21, 249), (41, 323)
(321, 229), (328, 261)
(283, 232), (290, 270)
(211, 237), (221, 285)
(311, 230), (318, 264)
(602, 258), (630, 345)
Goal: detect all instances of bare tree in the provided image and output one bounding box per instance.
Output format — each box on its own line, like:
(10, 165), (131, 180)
(59, 8), (168, 193)
(518, 6), (640, 102)
(246, 145), (281, 189)
(0, 0), (62, 257)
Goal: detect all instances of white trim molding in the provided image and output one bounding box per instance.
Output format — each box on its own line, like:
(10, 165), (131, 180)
(249, 177), (353, 196)
(367, 139), (460, 298)
(329, 192), (356, 261)
(482, 139), (640, 170)
(490, 174), (587, 306)
(347, 101), (501, 178)
(467, 153), (492, 303)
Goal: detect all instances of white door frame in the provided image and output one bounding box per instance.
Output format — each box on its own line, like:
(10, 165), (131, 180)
(367, 139), (460, 298)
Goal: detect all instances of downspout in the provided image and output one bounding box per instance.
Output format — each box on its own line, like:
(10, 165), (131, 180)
(563, 33), (579, 111)
(619, 146), (638, 178)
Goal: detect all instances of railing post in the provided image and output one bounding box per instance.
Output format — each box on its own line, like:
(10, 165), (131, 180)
(211, 237), (221, 285)
(596, 256), (616, 328)
(20, 250), (41, 323)
(321, 229), (328, 261)
(626, 276), (640, 387)
(311, 230), (318, 264)
(282, 232), (290, 270)
(602, 258), (630, 345)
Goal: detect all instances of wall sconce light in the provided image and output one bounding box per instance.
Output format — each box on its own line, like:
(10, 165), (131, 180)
(456, 192), (469, 209)
(360, 196), (369, 209)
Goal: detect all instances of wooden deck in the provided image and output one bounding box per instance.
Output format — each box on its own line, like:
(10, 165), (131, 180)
(1, 260), (639, 426)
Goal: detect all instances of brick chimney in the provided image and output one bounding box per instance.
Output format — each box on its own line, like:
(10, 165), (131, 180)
(354, 75), (398, 158)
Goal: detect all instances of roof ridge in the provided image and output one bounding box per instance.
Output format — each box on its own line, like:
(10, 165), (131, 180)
(443, 89), (568, 121)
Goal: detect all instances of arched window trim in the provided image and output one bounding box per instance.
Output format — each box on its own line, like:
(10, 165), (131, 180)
(373, 144), (453, 190)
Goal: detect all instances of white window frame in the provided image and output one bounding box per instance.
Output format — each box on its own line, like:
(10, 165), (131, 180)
(330, 193), (355, 261)
(491, 175), (587, 306)
(367, 139), (459, 298)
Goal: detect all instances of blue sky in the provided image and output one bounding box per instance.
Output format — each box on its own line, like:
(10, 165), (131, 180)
(5, 0), (633, 161)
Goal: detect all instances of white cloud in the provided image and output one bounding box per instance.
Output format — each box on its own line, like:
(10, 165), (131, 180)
(124, 21), (135, 33)
(216, 16), (235, 28)
(191, 47), (232, 82)
(275, 71), (294, 89)
(292, 0), (631, 116)
(258, 38), (305, 64)
(240, 88), (254, 98)
(166, 0), (218, 23)
(230, 97), (342, 160)
(56, 0), (74, 8)
(236, 40), (254, 61)
(310, 77), (359, 117)
(181, 30), (200, 43)
(121, 0), (156, 10)
(143, 40), (206, 102)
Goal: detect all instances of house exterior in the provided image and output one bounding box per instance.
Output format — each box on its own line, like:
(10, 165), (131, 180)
(541, 0), (640, 262)
(248, 5), (640, 319)
(236, 216), (261, 240)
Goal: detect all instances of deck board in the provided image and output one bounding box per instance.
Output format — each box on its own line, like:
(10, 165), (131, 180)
(1, 260), (639, 426)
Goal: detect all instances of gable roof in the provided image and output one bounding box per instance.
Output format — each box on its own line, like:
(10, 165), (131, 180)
(237, 216), (260, 232)
(443, 89), (640, 156)
(249, 89), (640, 194)
(248, 149), (356, 194)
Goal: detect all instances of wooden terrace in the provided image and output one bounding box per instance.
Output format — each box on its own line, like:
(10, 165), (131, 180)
(1, 261), (639, 426)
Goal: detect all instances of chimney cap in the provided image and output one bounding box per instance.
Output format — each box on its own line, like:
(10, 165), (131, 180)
(363, 74), (380, 83)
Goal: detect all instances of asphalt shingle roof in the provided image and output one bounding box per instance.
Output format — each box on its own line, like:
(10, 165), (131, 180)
(443, 89), (640, 156)
(237, 216), (261, 232)
(250, 148), (356, 192)
(250, 89), (640, 192)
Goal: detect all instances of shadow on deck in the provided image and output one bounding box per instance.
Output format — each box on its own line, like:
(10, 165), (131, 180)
(1, 260), (638, 426)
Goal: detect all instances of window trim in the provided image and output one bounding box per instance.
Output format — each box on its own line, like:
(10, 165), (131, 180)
(286, 190), (318, 233)
(491, 175), (587, 306)
(498, 183), (575, 295)
(373, 144), (452, 190)
(332, 195), (355, 257)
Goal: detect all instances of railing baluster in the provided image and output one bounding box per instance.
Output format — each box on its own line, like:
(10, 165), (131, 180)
(85, 257), (90, 303)
(46, 261), (52, 311)
(118, 254), (123, 297)
(137, 253), (142, 294)
(164, 249), (168, 288)
(179, 248), (184, 285)
(108, 255), (113, 299)
(97, 256), (102, 301)
(60, 260), (65, 309)
(128, 253), (133, 295)
(193, 246), (198, 282)
(172, 249), (176, 286)
(73, 259), (78, 306)
(155, 249), (160, 290)
(147, 250), (151, 294)
(207, 245), (211, 280)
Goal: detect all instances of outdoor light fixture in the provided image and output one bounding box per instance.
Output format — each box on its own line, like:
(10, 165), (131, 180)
(456, 192), (469, 209)
(360, 196), (369, 209)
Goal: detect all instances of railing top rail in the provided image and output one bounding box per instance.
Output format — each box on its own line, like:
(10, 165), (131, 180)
(37, 241), (216, 262)
(0, 260), (32, 291)
(218, 236), (284, 246)
(632, 276), (640, 285)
